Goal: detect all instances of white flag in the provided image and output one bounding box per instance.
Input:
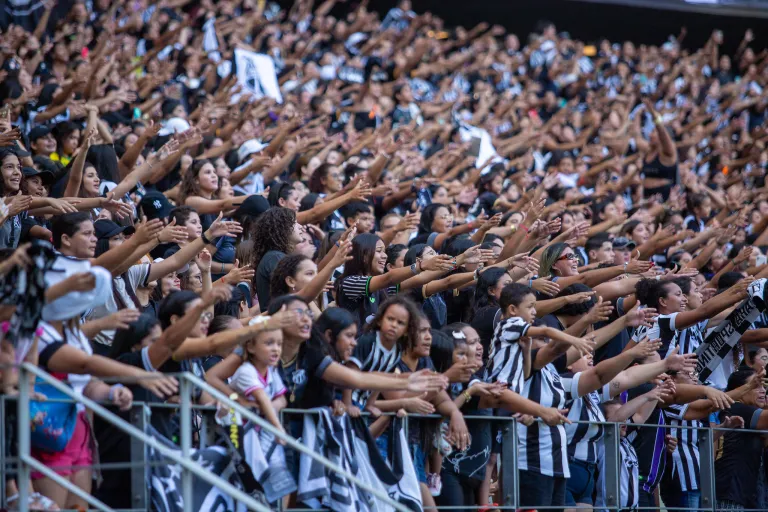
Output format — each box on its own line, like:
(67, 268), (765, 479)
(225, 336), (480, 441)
(233, 48), (283, 104)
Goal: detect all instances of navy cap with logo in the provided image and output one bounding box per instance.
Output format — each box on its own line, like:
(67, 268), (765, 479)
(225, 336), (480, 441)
(612, 237), (636, 250)
(28, 125), (52, 142)
(139, 191), (173, 221)
(94, 219), (135, 240)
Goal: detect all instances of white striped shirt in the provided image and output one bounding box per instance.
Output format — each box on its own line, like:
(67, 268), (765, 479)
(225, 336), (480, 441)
(487, 316), (530, 394)
(518, 356), (569, 477)
(348, 331), (401, 405)
(666, 403), (701, 492)
(563, 375), (610, 464)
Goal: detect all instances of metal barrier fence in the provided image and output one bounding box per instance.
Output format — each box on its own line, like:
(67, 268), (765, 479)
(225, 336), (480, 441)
(3, 366), (768, 511)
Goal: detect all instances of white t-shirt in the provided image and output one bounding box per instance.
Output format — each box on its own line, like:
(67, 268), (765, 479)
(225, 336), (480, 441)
(37, 321), (93, 412)
(87, 263), (151, 347)
(230, 362), (287, 401)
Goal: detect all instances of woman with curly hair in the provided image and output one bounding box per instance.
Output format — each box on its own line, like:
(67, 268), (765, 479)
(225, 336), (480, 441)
(249, 207), (304, 308)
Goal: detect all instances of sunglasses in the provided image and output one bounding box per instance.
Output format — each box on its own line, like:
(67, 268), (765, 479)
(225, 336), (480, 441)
(557, 253), (577, 261)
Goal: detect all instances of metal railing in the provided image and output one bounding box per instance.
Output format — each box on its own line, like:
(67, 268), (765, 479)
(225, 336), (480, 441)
(4, 365), (412, 512)
(5, 366), (768, 511)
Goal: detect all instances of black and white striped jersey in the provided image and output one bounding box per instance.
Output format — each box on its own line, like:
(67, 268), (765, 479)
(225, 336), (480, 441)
(348, 331), (401, 406)
(619, 436), (640, 509)
(598, 434), (640, 510)
(561, 373), (610, 464)
(518, 353), (569, 478)
(631, 312), (680, 359)
(666, 403), (702, 492)
(487, 316), (531, 394)
(676, 321), (706, 357)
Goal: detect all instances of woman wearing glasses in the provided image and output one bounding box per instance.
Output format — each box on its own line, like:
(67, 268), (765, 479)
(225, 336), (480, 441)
(538, 243), (654, 302)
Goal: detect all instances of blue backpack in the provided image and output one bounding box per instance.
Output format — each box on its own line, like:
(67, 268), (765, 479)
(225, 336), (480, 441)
(30, 378), (78, 453)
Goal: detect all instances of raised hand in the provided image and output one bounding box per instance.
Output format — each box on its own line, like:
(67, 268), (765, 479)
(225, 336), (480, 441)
(102, 192), (134, 220)
(625, 307), (658, 328)
(586, 296), (613, 323)
(266, 305), (300, 330)
(570, 334), (596, 358)
(565, 290), (596, 305)
(158, 218), (189, 244)
(223, 259), (255, 284)
(206, 212), (243, 239)
(406, 369), (449, 393)
(102, 309), (142, 330)
(664, 346), (697, 373)
(331, 239), (353, 266)
(195, 249), (212, 273)
(202, 284), (233, 307)
(531, 277), (559, 296)
(134, 217), (164, 244)
(419, 254), (456, 272)
(628, 337), (662, 359)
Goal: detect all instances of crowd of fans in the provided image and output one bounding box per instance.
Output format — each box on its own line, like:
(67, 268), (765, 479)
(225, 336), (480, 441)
(1, 0), (768, 510)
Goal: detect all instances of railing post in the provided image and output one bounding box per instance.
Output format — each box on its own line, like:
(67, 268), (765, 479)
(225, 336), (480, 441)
(501, 417), (518, 510)
(130, 403), (149, 510)
(698, 424), (716, 512)
(603, 422), (620, 511)
(1, 394), (6, 508)
(17, 366), (30, 512)
(180, 376), (193, 510)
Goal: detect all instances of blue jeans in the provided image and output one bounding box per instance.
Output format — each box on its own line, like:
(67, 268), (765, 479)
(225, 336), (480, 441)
(663, 488), (701, 511)
(565, 458), (597, 506)
(375, 435), (427, 483)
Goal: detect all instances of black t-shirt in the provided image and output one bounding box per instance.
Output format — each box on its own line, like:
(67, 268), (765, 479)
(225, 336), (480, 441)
(442, 371), (493, 481)
(715, 402), (763, 507)
(336, 275), (393, 328)
(115, 349), (179, 440)
(392, 356), (435, 445)
(298, 342), (337, 409)
(445, 285), (474, 324)
(256, 250), (286, 309)
(594, 297), (629, 364)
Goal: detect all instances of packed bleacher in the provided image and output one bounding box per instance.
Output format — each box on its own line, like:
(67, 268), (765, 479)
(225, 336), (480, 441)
(1, 0), (768, 510)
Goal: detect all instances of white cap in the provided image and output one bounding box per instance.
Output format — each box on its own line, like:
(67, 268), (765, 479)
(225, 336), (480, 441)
(158, 117), (191, 136)
(237, 139), (267, 163)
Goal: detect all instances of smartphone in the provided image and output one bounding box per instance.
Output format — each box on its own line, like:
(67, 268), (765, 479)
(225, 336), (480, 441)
(467, 136), (482, 158)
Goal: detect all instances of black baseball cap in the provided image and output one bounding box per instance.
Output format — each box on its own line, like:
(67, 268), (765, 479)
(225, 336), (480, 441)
(612, 237), (637, 250)
(22, 166), (55, 185)
(28, 125), (52, 142)
(233, 195), (269, 219)
(94, 219), (135, 240)
(139, 191), (173, 221)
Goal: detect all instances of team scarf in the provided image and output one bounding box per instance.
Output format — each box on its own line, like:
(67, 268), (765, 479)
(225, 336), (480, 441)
(695, 278), (768, 382)
(299, 407), (422, 512)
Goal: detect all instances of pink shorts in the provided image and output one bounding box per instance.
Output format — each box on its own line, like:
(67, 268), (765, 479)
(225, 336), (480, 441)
(31, 412), (93, 479)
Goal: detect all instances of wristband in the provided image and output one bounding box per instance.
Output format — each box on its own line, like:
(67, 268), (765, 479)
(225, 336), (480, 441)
(109, 384), (125, 402)
(463, 390), (472, 402)
(410, 263), (419, 275)
(201, 232), (213, 245)
(520, 224), (529, 233)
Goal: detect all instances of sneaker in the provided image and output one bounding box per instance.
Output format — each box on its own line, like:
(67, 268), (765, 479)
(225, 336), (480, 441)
(427, 473), (442, 496)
